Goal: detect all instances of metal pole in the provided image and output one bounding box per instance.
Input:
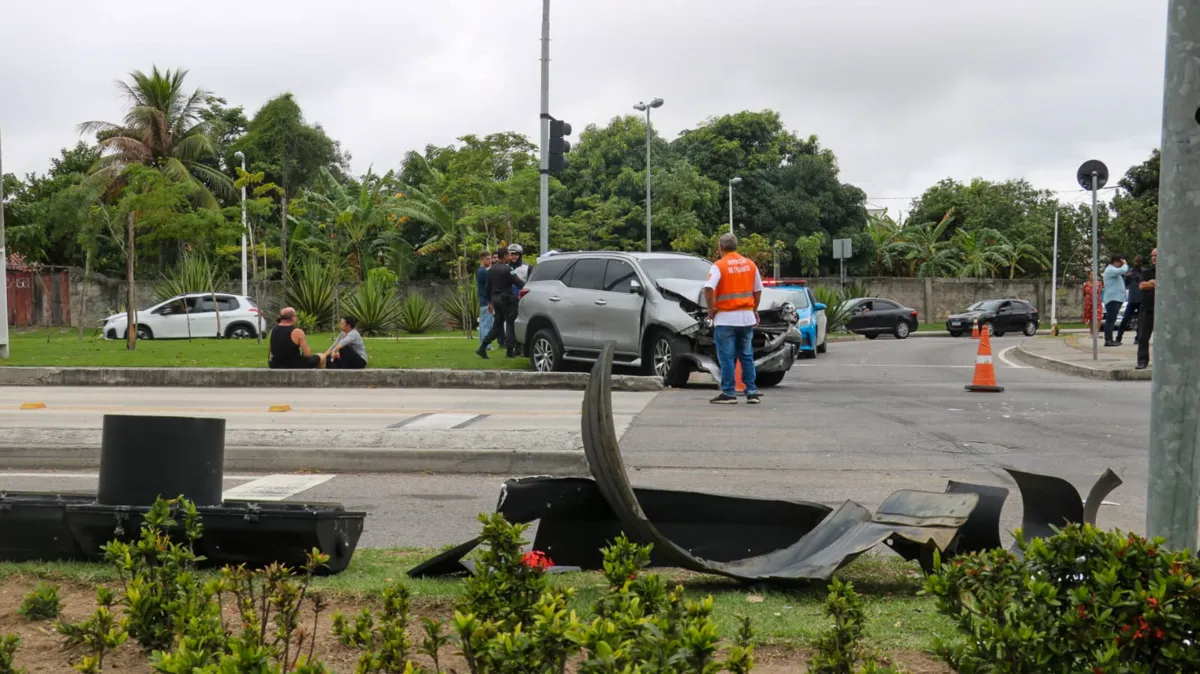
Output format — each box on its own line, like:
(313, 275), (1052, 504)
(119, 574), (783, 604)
(1091, 172), (1099, 361)
(240, 154), (248, 297)
(728, 182), (735, 235)
(1051, 209), (1059, 332)
(0, 125), (9, 359)
(538, 0), (551, 255)
(1148, 0), (1200, 550)
(645, 106), (652, 252)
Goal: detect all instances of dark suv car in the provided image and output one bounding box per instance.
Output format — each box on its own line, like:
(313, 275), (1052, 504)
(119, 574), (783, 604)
(513, 251), (801, 387)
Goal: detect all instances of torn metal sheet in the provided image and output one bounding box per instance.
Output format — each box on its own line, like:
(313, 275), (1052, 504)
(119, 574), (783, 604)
(1005, 467), (1123, 554)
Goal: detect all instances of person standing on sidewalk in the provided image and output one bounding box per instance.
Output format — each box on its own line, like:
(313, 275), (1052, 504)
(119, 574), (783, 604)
(703, 233), (763, 405)
(1118, 255), (1144, 345)
(1136, 248), (1157, 370)
(1102, 254), (1129, 346)
(476, 247), (524, 359)
(1083, 272), (1103, 336)
(476, 251), (495, 351)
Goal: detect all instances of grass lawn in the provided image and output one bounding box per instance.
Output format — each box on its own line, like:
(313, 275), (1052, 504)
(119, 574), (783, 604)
(0, 549), (954, 654)
(0, 329), (529, 370)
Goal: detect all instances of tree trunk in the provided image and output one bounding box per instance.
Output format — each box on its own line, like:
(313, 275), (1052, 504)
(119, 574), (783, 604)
(280, 194), (289, 284)
(126, 211), (136, 352)
(506, 212), (512, 246)
(78, 247), (92, 340)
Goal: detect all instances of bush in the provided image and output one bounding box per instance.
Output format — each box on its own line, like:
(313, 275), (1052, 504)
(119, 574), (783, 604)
(156, 254), (227, 304)
(440, 284), (479, 332)
(813, 281), (872, 334)
(809, 579), (903, 674)
(0, 634), (24, 674)
(343, 269), (404, 336)
(924, 524), (1200, 673)
(18, 583), (62, 621)
(286, 259), (338, 330)
(397, 293), (441, 335)
(56, 587), (128, 674)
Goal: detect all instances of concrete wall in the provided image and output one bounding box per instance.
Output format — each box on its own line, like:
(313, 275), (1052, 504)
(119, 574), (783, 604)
(68, 270), (1089, 328)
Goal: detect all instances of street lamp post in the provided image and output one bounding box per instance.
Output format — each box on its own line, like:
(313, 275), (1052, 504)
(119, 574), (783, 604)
(728, 176), (742, 235)
(0, 125), (9, 360)
(234, 151), (248, 297)
(633, 98), (664, 252)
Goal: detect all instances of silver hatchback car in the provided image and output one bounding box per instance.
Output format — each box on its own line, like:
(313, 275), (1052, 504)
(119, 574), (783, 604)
(514, 251), (800, 387)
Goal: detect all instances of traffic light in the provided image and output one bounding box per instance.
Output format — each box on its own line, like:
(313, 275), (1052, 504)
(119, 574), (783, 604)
(549, 118), (572, 173)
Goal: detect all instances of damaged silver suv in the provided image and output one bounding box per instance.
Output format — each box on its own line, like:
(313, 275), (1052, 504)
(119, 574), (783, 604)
(514, 251), (800, 387)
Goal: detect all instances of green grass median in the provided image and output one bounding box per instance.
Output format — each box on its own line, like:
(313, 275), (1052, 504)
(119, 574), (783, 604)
(0, 329), (528, 370)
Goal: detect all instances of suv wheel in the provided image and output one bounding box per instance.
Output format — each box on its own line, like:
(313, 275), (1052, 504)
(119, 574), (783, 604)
(1023, 321), (1038, 337)
(530, 329), (564, 373)
(126, 325), (153, 340)
(226, 323), (256, 339)
(644, 330), (690, 387)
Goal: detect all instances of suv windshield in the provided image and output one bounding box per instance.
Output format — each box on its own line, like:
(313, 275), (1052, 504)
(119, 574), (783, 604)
(968, 300), (1004, 312)
(639, 257), (712, 283)
(784, 290), (811, 308)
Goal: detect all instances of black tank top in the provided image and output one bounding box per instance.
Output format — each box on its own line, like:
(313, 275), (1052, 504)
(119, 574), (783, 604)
(270, 324), (302, 366)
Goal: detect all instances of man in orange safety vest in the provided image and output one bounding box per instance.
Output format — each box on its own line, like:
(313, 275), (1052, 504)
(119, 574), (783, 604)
(703, 233), (763, 405)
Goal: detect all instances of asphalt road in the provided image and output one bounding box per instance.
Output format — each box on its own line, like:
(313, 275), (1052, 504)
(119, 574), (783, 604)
(0, 334), (1150, 550)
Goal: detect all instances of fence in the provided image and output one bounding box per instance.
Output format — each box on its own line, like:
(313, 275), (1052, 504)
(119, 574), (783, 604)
(5, 268), (72, 327)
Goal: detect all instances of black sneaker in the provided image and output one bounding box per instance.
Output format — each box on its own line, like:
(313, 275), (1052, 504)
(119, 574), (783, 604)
(475, 346), (489, 359)
(710, 393), (738, 405)
(746, 393), (762, 405)
(1136, 362), (1149, 370)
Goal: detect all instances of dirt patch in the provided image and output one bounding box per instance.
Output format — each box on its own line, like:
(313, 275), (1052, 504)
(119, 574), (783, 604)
(0, 577), (949, 673)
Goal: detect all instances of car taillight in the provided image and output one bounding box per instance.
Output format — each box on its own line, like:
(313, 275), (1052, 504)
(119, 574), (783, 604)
(250, 308), (260, 314)
(518, 289), (530, 300)
(911, 311), (919, 317)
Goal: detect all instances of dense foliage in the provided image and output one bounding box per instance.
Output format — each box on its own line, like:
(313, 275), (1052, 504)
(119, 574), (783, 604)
(925, 524), (1200, 673)
(2, 67), (1158, 287)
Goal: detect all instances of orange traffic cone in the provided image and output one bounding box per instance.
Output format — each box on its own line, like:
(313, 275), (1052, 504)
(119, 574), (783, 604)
(735, 360), (746, 394)
(965, 329), (1004, 392)
(971, 319), (980, 339)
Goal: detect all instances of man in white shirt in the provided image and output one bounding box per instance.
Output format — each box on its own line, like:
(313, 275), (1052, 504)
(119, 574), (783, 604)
(702, 233), (764, 405)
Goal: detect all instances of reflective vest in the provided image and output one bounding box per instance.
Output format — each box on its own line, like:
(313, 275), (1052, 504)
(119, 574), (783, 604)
(712, 253), (758, 312)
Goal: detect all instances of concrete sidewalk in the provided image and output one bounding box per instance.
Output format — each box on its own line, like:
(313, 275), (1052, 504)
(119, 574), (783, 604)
(1014, 335), (1150, 380)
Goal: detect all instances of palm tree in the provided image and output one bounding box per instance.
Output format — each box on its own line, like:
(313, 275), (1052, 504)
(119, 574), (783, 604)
(866, 213), (906, 275)
(898, 209), (957, 277)
(79, 67), (233, 206)
(952, 228), (1007, 278)
(995, 232), (1051, 279)
(304, 167), (406, 282)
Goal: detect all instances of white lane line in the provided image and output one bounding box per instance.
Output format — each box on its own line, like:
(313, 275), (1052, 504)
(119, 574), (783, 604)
(997, 346), (1028, 369)
(403, 413), (483, 430)
(0, 472), (257, 480)
(221, 474), (334, 502)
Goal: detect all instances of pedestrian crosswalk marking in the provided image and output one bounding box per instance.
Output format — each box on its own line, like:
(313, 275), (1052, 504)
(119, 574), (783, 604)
(220, 474), (335, 502)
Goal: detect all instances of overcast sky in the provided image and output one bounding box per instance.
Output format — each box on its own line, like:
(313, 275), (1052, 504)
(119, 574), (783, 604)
(0, 1), (1165, 213)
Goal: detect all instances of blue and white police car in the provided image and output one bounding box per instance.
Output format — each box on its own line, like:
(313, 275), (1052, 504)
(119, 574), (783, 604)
(763, 278), (827, 358)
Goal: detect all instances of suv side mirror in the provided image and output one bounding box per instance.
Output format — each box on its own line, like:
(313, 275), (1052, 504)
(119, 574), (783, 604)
(629, 279), (644, 295)
(813, 302), (827, 312)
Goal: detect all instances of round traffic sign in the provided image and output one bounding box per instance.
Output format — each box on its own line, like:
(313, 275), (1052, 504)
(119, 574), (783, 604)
(1076, 160), (1109, 191)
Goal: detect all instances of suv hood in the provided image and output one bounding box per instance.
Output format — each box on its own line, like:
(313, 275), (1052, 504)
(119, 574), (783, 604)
(655, 278), (793, 311)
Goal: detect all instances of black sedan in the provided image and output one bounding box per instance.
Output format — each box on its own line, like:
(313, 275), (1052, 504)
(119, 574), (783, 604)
(844, 297), (920, 339)
(946, 299), (1039, 337)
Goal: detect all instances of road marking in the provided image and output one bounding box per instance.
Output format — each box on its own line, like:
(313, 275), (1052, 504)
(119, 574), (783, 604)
(3, 405), (584, 417)
(997, 346), (1028, 369)
(220, 474), (335, 501)
(0, 472), (258, 480)
(402, 413), (486, 430)
(20, 402), (46, 409)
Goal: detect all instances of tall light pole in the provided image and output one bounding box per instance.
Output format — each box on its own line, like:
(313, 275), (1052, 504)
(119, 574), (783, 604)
(728, 176), (742, 235)
(234, 151), (248, 297)
(538, 0), (551, 255)
(1148, 0), (1200, 550)
(633, 98), (664, 252)
(0, 125), (9, 360)
(1050, 208), (1059, 335)
(1077, 159), (1108, 362)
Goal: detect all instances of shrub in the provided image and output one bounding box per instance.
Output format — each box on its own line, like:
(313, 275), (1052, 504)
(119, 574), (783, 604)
(396, 293), (441, 335)
(0, 634), (24, 674)
(813, 281), (871, 334)
(156, 254), (227, 304)
(440, 284), (479, 332)
(295, 310), (319, 334)
(331, 582), (419, 672)
(809, 579), (902, 674)
(56, 587), (128, 674)
(343, 270), (404, 336)
(924, 524), (1200, 673)
(18, 582), (62, 621)
(286, 259), (338, 330)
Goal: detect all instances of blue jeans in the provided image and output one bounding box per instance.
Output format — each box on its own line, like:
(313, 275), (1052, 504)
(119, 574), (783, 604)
(478, 308), (494, 347)
(1103, 300), (1122, 344)
(715, 325), (757, 396)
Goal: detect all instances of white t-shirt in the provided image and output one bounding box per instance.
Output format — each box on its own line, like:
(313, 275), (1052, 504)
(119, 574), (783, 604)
(703, 262), (764, 327)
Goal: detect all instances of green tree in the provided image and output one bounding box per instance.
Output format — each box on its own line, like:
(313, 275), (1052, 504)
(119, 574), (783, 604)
(865, 211), (906, 275)
(898, 210), (957, 277)
(1107, 149), (1159, 259)
(233, 93), (343, 278)
(951, 228), (1006, 278)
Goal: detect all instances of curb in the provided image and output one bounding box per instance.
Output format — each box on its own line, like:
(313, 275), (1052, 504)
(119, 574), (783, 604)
(0, 366), (664, 392)
(1012, 342), (1151, 381)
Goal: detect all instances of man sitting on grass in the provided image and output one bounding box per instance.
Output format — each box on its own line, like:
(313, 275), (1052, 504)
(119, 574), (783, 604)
(268, 307), (322, 369)
(324, 315), (368, 369)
